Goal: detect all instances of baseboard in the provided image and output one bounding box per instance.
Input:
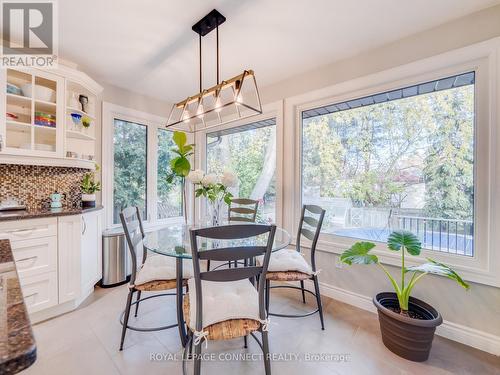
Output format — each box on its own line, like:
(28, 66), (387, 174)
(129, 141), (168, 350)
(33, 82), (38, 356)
(298, 279), (500, 356)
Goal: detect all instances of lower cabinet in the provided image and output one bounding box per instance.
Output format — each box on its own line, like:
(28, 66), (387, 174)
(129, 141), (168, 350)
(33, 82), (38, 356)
(81, 210), (102, 299)
(0, 210), (103, 320)
(58, 215), (82, 304)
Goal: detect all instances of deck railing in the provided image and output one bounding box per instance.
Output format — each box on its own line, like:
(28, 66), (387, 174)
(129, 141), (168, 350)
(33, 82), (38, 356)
(393, 215), (474, 256)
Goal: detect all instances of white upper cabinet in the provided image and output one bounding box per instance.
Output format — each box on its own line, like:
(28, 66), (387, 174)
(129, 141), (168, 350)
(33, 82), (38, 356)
(0, 65), (102, 169)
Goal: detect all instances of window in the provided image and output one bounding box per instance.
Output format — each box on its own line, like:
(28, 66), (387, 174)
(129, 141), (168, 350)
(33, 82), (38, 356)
(113, 119), (147, 224)
(158, 128), (183, 219)
(301, 72), (475, 256)
(206, 118), (277, 223)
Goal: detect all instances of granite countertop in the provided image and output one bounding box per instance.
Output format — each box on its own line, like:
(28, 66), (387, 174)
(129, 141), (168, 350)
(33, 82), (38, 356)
(0, 240), (36, 374)
(0, 205), (104, 222)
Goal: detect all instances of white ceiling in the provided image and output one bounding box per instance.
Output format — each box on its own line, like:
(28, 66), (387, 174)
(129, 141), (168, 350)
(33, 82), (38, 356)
(59, 0), (500, 103)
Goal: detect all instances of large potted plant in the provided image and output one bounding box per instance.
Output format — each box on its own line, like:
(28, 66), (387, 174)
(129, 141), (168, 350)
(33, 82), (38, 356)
(340, 230), (469, 362)
(81, 164), (101, 208)
(166, 131), (194, 223)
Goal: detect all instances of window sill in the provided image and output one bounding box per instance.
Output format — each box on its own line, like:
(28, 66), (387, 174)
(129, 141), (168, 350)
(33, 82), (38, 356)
(292, 234), (500, 288)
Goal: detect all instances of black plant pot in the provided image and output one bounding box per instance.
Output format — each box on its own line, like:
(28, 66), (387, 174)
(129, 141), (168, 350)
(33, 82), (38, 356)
(373, 292), (443, 362)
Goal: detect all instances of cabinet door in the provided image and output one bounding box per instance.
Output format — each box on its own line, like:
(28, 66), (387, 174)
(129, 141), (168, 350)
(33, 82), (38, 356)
(2, 68), (64, 157)
(81, 211), (102, 296)
(58, 215), (82, 303)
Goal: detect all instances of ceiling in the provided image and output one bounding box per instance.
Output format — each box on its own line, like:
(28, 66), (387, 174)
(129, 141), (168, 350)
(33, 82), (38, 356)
(59, 0), (500, 103)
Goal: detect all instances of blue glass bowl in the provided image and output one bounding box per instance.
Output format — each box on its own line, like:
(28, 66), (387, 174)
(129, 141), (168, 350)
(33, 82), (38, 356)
(70, 113), (82, 125)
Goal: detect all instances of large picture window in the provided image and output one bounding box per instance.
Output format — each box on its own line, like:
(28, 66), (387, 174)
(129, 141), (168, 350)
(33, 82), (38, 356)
(301, 72), (475, 256)
(206, 119), (277, 223)
(113, 119), (147, 224)
(158, 128), (183, 219)
(110, 116), (182, 226)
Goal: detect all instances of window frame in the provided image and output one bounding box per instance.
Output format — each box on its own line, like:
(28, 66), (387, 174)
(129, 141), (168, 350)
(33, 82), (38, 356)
(102, 102), (189, 228)
(286, 42), (499, 287)
(195, 101), (284, 227)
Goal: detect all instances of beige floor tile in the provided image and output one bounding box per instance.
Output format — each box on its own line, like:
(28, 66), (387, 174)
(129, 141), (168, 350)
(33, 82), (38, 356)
(19, 284), (500, 375)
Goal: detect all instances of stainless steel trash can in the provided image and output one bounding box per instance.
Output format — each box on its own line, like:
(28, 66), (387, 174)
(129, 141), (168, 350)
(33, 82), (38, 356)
(101, 227), (131, 287)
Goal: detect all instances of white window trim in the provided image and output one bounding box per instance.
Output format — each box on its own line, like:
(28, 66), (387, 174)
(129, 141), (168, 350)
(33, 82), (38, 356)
(284, 37), (500, 287)
(194, 101), (284, 228)
(102, 102), (191, 229)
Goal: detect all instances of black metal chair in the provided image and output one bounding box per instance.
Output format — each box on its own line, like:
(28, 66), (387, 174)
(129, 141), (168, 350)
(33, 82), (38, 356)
(184, 224), (276, 375)
(228, 198), (259, 222)
(206, 198), (260, 271)
(264, 205), (326, 330)
(119, 206), (191, 350)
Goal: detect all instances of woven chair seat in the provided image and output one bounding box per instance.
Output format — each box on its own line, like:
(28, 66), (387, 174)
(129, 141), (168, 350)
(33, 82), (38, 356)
(183, 294), (261, 340)
(135, 278), (187, 291)
(266, 271), (311, 281)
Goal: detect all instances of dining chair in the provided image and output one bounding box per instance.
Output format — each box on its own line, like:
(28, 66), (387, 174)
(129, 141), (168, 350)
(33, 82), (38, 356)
(183, 224), (276, 375)
(228, 198), (259, 222)
(119, 206), (193, 350)
(262, 205), (326, 330)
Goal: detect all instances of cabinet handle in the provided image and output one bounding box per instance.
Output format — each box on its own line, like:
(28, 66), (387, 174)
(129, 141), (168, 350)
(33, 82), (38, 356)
(8, 229), (35, 236)
(24, 292), (38, 299)
(16, 255), (38, 264)
(82, 216), (87, 235)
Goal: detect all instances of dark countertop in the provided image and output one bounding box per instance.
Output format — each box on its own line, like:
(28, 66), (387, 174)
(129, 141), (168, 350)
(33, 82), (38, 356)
(0, 239), (36, 374)
(0, 205), (104, 222)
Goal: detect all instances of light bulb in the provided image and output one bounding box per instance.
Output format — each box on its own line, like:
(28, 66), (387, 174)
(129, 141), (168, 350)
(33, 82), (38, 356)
(214, 93), (222, 113)
(181, 107), (190, 123)
(196, 99), (204, 118)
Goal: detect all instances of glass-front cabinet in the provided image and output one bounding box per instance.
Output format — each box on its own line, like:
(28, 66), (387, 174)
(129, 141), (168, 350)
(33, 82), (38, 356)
(0, 67), (101, 169)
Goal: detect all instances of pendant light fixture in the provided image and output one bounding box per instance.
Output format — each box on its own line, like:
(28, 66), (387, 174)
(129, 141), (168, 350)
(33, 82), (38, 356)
(166, 9), (263, 132)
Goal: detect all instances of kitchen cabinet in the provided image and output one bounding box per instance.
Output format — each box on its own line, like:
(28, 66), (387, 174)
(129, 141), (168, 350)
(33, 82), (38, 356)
(58, 215), (82, 304)
(0, 209), (103, 322)
(80, 210), (102, 300)
(0, 65), (102, 170)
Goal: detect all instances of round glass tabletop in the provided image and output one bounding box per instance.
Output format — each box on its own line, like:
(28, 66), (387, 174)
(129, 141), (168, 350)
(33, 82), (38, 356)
(143, 223), (291, 259)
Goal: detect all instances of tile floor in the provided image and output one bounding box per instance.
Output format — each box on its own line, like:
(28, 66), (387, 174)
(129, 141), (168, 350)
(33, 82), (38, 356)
(22, 285), (500, 375)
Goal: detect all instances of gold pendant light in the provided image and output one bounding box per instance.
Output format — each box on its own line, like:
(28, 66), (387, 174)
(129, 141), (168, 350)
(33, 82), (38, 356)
(166, 9), (262, 132)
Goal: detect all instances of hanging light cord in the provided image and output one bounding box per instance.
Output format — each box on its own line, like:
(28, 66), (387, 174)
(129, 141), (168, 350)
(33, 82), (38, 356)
(199, 34), (202, 92)
(216, 25), (219, 85)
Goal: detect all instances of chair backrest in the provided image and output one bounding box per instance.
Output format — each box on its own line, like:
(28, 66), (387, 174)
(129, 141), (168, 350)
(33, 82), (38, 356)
(120, 206), (146, 285)
(296, 205), (326, 272)
(228, 198), (259, 222)
(189, 224), (276, 332)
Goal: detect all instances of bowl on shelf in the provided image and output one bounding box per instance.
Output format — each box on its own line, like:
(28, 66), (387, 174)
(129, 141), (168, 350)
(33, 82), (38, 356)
(7, 83), (22, 96)
(21, 84), (56, 102)
(70, 112), (82, 127)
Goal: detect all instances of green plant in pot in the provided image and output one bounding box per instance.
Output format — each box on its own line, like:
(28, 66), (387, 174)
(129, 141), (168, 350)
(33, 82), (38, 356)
(81, 164), (101, 208)
(166, 131), (194, 223)
(340, 230), (469, 362)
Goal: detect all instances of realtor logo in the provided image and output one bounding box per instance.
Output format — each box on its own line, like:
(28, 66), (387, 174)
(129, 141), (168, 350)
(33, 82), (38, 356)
(1, 1), (57, 67)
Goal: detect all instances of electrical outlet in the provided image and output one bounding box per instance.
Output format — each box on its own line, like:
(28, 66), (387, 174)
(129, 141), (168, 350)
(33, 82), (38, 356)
(335, 255), (343, 269)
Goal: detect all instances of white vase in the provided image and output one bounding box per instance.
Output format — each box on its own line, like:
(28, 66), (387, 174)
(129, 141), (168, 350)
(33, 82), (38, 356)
(82, 193), (96, 208)
(69, 92), (79, 109)
(208, 198), (223, 226)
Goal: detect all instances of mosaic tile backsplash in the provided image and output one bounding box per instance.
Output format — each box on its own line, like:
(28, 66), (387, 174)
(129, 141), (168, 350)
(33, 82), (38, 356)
(0, 164), (87, 210)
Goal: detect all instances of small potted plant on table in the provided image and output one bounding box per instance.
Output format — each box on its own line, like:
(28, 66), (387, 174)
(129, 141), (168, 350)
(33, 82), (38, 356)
(340, 230), (469, 362)
(81, 165), (101, 208)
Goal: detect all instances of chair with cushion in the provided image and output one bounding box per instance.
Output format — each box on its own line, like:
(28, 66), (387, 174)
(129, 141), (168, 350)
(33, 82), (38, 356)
(184, 224), (276, 375)
(262, 205), (326, 330)
(228, 198), (259, 222)
(119, 206), (193, 350)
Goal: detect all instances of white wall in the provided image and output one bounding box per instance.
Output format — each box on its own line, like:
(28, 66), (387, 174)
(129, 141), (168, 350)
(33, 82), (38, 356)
(265, 5), (500, 355)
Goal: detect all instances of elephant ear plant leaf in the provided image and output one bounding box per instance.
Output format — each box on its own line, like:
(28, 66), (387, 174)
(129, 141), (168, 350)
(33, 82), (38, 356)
(166, 131), (194, 222)
(340, 230), (470, 315)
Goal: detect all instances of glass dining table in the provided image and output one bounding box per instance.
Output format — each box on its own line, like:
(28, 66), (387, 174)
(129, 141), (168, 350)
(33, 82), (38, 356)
(143, 223), (291, 345)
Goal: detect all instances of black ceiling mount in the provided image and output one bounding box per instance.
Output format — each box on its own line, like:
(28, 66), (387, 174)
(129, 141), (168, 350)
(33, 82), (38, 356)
(192, 9), (226, 36)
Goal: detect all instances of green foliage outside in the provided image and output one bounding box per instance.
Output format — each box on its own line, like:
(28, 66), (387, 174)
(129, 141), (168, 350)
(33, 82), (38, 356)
(302, 85), (474, 221)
